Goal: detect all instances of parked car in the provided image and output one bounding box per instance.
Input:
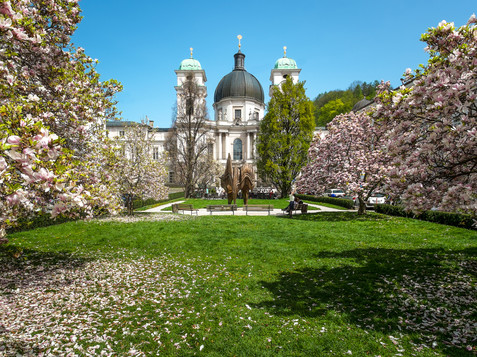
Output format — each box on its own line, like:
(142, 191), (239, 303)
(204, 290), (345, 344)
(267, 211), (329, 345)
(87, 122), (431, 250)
(366, 193), (387, 209)
(324, 189), (345, 198)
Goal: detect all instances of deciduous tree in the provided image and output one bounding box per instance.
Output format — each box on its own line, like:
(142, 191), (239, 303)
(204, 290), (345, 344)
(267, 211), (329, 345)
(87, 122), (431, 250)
(0, 0), (122, 241)
(110, 122), (168, 215)
(167, 78), (216, 198)
(257, 77), (315, 197)
(297, 111), (391, 214)
(374, 15), (477, 214)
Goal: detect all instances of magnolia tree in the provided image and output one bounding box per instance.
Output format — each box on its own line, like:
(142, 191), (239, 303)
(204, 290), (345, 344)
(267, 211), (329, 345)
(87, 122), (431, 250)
(0, 0), (122, 242)
(297, 111), (391, 214)
(374, 15), (477, 214)
(111, 122), (168, 215)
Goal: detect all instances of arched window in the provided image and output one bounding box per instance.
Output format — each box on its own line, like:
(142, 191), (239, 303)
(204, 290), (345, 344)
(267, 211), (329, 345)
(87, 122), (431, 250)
(233, 139), (242, 160)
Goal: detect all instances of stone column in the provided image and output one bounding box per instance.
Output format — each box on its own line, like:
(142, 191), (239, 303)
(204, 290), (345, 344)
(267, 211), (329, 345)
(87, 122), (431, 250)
(250, 132), (255, 159)
(217, 132), (222, 160)
(246, 132), (251, 160)
(222, 133), (227, 159)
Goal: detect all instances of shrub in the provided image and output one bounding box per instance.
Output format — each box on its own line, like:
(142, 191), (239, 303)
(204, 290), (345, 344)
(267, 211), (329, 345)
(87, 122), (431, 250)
(133, 191), (185, 210)
(169, 191), (185, 200)
(375, 204), (414, 218)
(375, 204), (475, 230)
(295, 194), (355, 209)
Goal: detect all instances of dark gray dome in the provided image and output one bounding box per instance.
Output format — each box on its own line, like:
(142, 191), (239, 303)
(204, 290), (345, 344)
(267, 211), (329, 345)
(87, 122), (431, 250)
(214, 52), (264, 104)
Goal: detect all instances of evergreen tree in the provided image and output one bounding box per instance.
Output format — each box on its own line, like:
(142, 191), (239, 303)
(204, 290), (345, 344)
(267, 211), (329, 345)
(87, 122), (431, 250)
(256, 77), (315, 197)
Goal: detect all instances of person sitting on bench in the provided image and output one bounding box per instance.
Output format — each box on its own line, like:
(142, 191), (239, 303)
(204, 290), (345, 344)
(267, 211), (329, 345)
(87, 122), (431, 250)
(283, 196), (300, 213)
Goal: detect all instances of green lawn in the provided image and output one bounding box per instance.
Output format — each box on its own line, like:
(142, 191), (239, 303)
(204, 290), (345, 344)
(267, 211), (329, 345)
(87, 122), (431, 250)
(1, 212), (476, 356)
(159, 198), (292, 210)
(156, 198), (350, 211)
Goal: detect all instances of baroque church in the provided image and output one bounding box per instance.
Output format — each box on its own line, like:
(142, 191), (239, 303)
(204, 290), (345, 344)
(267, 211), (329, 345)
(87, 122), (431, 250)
(107, 38), (304, 185)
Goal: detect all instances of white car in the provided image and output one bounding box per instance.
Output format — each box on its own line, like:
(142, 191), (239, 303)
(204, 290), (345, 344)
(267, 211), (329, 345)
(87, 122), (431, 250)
(324, 189), (345, 198)
(366, 193), (387, 209)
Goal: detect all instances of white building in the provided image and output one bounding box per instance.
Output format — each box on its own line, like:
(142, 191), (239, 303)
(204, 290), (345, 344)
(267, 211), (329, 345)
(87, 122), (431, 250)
(107, 42), (318, 185)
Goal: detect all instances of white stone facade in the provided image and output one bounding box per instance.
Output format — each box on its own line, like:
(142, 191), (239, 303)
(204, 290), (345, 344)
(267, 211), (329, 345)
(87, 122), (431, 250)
(106, 49), (327, 185)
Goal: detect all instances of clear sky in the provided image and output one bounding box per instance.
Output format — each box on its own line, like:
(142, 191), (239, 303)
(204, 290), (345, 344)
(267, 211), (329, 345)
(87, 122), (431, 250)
(72, 0), (476, 128)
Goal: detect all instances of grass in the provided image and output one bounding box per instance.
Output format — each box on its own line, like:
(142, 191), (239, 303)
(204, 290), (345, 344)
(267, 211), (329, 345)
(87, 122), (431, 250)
(155, 198), (344, 211)
(159, 198), (291, 211)
(1, 212), (476, 356)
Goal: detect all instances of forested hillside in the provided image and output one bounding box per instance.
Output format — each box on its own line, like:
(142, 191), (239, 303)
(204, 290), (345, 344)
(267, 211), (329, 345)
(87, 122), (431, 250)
(314, 80), (379, 127)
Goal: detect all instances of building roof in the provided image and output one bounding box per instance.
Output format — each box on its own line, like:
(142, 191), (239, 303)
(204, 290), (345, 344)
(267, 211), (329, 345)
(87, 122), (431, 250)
(106, 120), (137, 127)
(214, 52), (264, 104)
(274, 56), (298, 69)
(179, 58), (202, 71)
(351, 98), (374, 112)
(106, 121), (169, 132)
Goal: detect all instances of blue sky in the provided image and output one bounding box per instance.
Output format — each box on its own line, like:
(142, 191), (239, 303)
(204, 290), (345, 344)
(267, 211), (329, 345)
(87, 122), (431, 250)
(72, 0), (476, 128)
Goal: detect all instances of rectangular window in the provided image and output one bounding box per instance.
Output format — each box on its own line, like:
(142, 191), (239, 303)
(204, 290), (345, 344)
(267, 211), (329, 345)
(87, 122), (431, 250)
(153, 147), (159, 160)
(234, 109), (241, 119)
(119, 131), (125, 137)
(169, 171), (174, 184)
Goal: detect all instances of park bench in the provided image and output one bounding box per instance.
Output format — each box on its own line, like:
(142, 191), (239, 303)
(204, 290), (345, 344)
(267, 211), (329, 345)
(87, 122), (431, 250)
(244, 204), (274, 215)
(206, 204), (237, 215)
(172, 203), (198, 215)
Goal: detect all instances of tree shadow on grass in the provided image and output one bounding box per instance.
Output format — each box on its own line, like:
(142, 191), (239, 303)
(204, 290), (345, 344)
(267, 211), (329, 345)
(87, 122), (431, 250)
(276, 211), (391, 222)
(254, 247), (477, 355)
(0, 246), (92, 293)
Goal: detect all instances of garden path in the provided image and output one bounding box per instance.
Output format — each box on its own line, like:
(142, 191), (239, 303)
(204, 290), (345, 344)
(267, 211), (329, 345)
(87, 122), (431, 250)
(143, 201), (352, 216)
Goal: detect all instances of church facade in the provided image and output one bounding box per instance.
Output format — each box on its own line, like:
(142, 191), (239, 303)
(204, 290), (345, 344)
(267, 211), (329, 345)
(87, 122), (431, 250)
(173, 44), (302, 182)
(107, 42), (305, 186)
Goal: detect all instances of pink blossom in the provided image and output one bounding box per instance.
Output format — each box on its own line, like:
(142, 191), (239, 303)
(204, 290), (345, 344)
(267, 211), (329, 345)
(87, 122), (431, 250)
(6, 193), (20, 206)
(0, 1), (13, 16)
(13, 28), (28, 40)
(0, 157), (7, 172)
(0, 17), (12, 29)
(7, 135), (21, 145)
(6, 74), (14, 85)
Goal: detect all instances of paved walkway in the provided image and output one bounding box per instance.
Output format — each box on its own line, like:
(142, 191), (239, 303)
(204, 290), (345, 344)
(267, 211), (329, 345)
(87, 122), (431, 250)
(143, 201), (353, 216)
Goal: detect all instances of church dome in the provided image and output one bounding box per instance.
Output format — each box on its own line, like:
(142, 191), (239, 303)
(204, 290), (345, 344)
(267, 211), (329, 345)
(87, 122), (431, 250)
(179, 58), (202, 71)
(214, 52), (264, 104)
(274, 57), (298, 69)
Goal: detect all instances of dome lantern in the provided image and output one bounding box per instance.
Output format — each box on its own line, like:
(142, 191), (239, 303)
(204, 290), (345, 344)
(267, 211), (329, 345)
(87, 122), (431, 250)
(214, 50), (264, 104)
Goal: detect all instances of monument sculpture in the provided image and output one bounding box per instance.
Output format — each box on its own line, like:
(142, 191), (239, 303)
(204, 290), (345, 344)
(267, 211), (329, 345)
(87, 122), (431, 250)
(220, 154), (254, 205)
(220, 154), (239, 204)
(239, 163), (254, 205)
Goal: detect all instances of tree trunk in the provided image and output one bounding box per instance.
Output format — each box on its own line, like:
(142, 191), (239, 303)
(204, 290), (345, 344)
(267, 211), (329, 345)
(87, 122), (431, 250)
(357, 196), (367, 215)
(126, 194), (134, 216)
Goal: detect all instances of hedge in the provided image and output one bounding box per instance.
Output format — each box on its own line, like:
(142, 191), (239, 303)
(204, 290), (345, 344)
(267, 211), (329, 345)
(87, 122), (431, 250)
(375, 204), (476, 230)
(133, 191), (185, 210)
(295, 194), (355, 209)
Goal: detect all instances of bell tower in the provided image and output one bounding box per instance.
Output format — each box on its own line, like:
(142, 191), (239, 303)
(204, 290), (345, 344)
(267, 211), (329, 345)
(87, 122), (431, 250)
(175, 48), (207, 109)
(269, 46), (301, 96)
